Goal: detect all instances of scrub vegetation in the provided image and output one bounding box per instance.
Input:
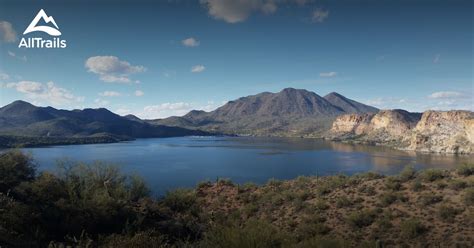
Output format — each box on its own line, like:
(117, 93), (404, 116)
(1, 150), (473, 247)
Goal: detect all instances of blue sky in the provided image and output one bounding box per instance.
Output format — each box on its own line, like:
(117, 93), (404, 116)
(0, 0), (472, 118)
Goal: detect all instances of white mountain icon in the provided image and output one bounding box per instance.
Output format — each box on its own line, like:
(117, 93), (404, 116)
(23, 9), (61, 36)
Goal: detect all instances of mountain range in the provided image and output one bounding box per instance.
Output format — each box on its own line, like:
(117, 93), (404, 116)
(0, 100), (209, 147)
(152, 88), (378, 136)
(0, 88), (379, 146)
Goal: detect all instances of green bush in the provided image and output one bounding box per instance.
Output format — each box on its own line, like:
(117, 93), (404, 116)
(462, 188), (474, 206)
(379, 192), (398, 206)
(335, 196), (352, 208)
(411, 180), (424, 192)
(448, 179), (467, 190)
(162, 188), (197, 212)
(100, 230), (166, 248)
(0, 150), (36, 192)
(297, 218), (331, 239)
(399, 166), (416, 182)
(201, 220), (291, 248)
(419, 169), (444, 182)
(418, 193), (443, 206)
(314, 200), (329, 211)
(384, 177), (402, 191)
(346, 209), (376, 228)
(400, 218), (425, 239)
(457, 163), (474, 176)
(437, 204), (461, 222)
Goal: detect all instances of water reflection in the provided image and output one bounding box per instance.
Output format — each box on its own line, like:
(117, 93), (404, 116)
(22, 136), (472, 195)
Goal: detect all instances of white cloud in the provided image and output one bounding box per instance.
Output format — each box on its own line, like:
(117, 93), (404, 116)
(5, 81), (84, 106)
(141, 102), (194, 119)
(433, 54), (440, 63)
(0, 21), (17, 43)
(182, 37), (200, 47)
(191, 65), (206, 73)
(201, 0), (262, 23)
(7, 50), (27, 62)
(134, 90), (144, 97)
(428, 91), (467, 99)
(319, 71), (337, 77)
(312, 8), (329, 23)
(200, 0), (318, 23)
(135, 101), (221, 119)
(85, 56), (146, 83)
(99, 91), (121, 97)
(261, 2), (277, 14)
(94, 98), (109, 106)
(0, 72), (9, 82)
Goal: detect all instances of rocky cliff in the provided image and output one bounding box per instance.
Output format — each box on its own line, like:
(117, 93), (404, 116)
(408, 111), (473, 154)
(328, 110), (473, 154)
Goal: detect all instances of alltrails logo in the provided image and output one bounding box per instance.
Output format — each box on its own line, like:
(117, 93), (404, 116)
(18, 9), (67, 48)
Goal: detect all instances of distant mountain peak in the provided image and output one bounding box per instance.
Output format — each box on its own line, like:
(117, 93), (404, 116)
(324, 92), (378, 114)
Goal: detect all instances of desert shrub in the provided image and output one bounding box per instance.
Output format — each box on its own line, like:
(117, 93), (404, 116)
(354, 172), (383, 180)
(217, 178), (234, 186)
(379, 192), (398, 206)
(314, 200), (329, 211)
(419, 169), (444, 182)
(418, 193), (443, 206)
(295, 190), (311, 201)
(347, 209), (376, 228)
(201, 220), (291, 248)
(99, 230), (166, 248)
(242, 182), (257, 190)
(358, 185), (376, 195)
(399, 166), (416, 181)
(315, 183), (331, 196)
(448, 179), (467, 190)
(384, 177), (402, 191)
(242, 203), (259, 216)
(295, 176), (311, 188)
(296, 236), (349, 248)
(162, 188), (197, 213)
(335, 196), (352, 208)
(400, 218), (426, 239)
(411, 180), (424, 192)
(297, 218), (331, 239)
(437, 204), (462, 222)
(457, 163), (474, 176)
(462, 188), (474, 206)
(197, 180), (212, 189)
(375, 214), (393, 232)
(0, 150), (36, 192)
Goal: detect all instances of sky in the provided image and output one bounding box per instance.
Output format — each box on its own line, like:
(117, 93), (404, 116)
(0, 0), (472, 119)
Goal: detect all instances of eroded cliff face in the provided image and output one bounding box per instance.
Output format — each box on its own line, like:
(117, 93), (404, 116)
(330, 113), (374, 135)
(328, 110), (473, 154)
(408, 111), (474, 154)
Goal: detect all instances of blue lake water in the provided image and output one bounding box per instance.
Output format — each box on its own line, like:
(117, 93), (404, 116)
(21, 136), (472, 195)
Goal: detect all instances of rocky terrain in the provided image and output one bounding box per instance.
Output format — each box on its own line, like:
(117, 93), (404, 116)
(328, 110), (473, 154)
(409, 111), (474, 154)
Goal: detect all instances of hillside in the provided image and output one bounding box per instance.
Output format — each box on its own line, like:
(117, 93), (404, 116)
(153, 88), (379, 136)
(0, 100), (211, 147)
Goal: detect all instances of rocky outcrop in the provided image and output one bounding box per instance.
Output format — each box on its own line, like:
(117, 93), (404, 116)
(330, 113), (374, 135)
(328, 110), (473, 154)
(408, 111), (473, 154)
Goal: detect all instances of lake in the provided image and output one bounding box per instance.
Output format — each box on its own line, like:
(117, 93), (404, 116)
(22, 136), (472, 195)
